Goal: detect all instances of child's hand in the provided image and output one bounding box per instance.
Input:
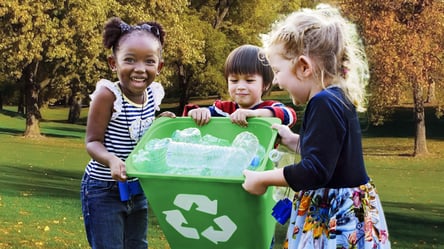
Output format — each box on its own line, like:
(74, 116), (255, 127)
(271, 123), (300, 152)
(109, 158), (127, 182)
(230, 109), (253, 127)
(188, 108), (211, 126)
(157, 111), (176, 118)
(242, 169), (268, 195)
(230, 109), (274, 127)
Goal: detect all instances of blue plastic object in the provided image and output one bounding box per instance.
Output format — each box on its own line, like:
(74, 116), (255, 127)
(118, 181), (144, 201)
(248, 156), (261, 169)
(271, 198), (292, 225)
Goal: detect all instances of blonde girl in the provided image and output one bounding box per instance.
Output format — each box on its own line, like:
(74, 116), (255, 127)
(242, 4), (390, 249)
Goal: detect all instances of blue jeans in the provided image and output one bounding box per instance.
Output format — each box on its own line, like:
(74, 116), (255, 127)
(80, 173), (148, 249)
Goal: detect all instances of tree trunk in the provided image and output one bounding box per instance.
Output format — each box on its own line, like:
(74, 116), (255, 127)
(412, 80), (429, 156)
(177, 63), (189, 114)
(0, 91), (3, 110)
(68, 80), (82, 123)
(22, 62), (42, 137)
(17, 82), (25, 114)
(425, 78), (435, 103)
(68, 96), (82, 123)
(213, 0), (232, 29)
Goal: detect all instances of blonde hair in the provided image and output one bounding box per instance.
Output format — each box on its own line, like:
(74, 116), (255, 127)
(262, 4), (369, 112)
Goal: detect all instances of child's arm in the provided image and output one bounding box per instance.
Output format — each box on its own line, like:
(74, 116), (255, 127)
(242, 168), (288, 195)
(230, 101), (297, 127)
(85, 86), (127, 182)
(261, 102), (297, 127)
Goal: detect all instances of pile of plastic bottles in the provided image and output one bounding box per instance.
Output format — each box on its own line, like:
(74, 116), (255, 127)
(131, 128), (265, 177)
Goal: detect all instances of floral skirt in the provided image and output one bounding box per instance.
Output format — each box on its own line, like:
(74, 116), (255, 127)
(284, 182), (390, 249)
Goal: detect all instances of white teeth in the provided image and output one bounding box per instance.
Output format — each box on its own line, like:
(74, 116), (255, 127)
(132, 77), (145, 82)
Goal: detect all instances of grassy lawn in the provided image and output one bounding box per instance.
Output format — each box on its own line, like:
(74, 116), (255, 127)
(0, 104), (443, 249)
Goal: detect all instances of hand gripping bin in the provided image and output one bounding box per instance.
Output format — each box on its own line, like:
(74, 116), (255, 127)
(126, 117), (280, 249)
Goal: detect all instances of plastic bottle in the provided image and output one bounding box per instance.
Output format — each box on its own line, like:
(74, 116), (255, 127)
(201, 134), (230, 146)
(142, 130), (265, 177)
(268, 148), (296, 201)
(268, 149), (283, 167)
(171, 128), (201, 143)
(165, 141), (250, 177)
(132, 138), (170, 173)
(166, 141), (209, 174)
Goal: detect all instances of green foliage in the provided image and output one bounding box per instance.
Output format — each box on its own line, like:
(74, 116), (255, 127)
(0, 0), (303, 130)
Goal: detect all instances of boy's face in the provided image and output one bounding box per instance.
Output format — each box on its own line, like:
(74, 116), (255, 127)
(228, 73), (264, 109)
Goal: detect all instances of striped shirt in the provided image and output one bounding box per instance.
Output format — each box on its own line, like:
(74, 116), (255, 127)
(183, 100), (297, 127)
(85, 82), (157, 181)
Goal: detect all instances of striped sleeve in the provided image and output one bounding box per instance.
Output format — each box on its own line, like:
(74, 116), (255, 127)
(260, 101), (297, 127)
(209, 100), (238, 117)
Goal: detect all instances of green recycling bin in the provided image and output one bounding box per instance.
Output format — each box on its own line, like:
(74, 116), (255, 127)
(126, 117), (280, 249)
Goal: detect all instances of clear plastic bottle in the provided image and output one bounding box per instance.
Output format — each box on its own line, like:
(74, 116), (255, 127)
(132, 138), (170, 173)
(166, 141), (209, 174)
(171, 127), (201, 143)
(201, 134), (230, 146)
(232, 131), (260, 158)
(269, 147), (296, 201)
(166, 141), (248, 177)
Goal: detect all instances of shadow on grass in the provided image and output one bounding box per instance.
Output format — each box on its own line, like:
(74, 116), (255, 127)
(41, 125), (86, 139)
(0, 122), (85, 139)
(0, 109), (25, 118)
(41, 117), (87, 126)
(0, 126), (84, 139)
(363, 143), (414, 157)
(0, 127), (24, 136)
(383, 201), (444, 247)
(0, 164), (83, 199)
(362, 107), (444, 139)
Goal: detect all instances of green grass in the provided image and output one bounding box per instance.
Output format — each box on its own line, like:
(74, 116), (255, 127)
(1, 104), (444, 249)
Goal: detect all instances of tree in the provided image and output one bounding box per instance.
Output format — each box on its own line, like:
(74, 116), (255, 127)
(0, 0), (303, 132)
(337, 0), (444, 156)
(162, 0), (298, 112)
(0, 0), (110, 134)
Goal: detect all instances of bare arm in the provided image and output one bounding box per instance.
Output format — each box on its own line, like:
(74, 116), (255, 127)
(242, 168), (288, 195)
(85, 87), (127, 181)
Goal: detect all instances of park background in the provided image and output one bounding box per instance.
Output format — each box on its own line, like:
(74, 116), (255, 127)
(0, 0), (443, 248)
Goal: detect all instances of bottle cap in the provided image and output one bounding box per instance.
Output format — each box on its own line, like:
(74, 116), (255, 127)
(269, 149), (283, 163)
(249, 156), (261, 168)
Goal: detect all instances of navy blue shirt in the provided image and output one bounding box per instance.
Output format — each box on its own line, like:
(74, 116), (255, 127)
(283, 86), (369, 191)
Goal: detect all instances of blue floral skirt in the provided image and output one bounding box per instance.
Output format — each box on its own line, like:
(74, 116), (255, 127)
(284, 181), (390, 249)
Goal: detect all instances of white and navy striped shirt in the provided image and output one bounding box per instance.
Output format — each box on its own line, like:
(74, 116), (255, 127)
(85, 81), (159, 181)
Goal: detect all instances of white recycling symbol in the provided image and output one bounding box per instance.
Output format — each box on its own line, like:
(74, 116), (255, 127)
(163, 194), (237, 244)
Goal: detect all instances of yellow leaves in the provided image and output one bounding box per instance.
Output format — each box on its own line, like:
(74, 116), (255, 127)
(35, 241), (45, 247)
(20, 191), (33, 197)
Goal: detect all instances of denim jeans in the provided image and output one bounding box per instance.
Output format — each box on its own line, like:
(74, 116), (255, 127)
(80, 173), (148, 249)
